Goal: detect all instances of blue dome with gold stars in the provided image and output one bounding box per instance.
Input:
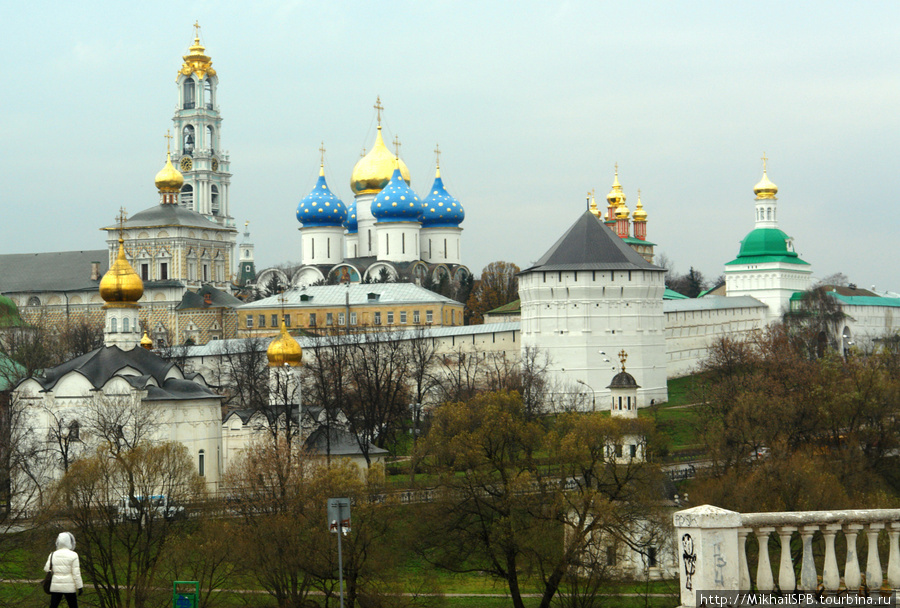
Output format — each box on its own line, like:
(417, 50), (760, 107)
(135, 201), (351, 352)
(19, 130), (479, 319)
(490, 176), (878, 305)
(372, 167), (422, 223)
(422, 168), (464, 227)
(344, 199), (358, 234)
(296, 166), (347, 227)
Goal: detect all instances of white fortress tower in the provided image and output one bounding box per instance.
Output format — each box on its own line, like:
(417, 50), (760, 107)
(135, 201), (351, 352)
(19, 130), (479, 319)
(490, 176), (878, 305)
(724, 156), (812, 321)
(519, 211), (668, 407)
(172, 24), (233, 229)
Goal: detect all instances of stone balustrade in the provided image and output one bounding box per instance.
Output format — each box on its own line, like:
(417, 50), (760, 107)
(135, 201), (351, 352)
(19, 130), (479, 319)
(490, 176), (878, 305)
(673, 505), (900, 607)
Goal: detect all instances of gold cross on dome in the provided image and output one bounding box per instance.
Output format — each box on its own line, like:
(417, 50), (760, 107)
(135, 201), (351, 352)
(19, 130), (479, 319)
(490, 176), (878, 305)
(164, 130), (173, 153)
(193, 21), (201, 39)
(618, 349), (628, 372)
(637, 188), (642, 199)
(393, 135), (401, 158)
(116, 207), (128, 239)
(761, 152), (768, 173)
(360, 147), (366, 158)
(319, 141), (326, 166)
(374, 96), (384, 125)
(434, 143), (441, 168)
(614, 162), (619, 176)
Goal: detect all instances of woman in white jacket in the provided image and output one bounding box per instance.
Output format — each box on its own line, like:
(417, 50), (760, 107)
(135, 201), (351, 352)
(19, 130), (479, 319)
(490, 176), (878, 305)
(44, 532), (84, 608)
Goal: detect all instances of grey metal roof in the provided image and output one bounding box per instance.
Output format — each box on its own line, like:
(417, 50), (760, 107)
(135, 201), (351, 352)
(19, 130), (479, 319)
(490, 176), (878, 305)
(304, 427), (389, 456)
(183, 322), (522, 358)
(240, 283), (459, 309)
(25, 345), (219, 400)
(0, 250), (108, 293)
(607, 371), (640, 389)
(522, 211), (663, 273)
(176, 284), (243, 310)
(663, 295), (767, 313)
(103, 204), (234, 232)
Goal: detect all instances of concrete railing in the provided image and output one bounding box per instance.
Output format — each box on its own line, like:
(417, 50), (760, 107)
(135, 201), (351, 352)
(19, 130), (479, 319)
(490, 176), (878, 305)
(673, 505), (900, 607)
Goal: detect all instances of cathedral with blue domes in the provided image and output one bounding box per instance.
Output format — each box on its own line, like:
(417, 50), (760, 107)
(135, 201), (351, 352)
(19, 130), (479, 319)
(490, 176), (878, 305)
(289, 100), (470, 295)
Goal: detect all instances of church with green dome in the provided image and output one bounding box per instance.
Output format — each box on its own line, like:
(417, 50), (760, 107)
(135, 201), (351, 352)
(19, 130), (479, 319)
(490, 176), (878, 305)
(724, 156), (813, 321)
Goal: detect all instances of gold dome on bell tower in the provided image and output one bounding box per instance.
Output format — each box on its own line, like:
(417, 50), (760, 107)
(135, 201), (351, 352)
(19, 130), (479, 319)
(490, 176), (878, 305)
(350, 97), (411, 195)
(179, 22), (216, 81)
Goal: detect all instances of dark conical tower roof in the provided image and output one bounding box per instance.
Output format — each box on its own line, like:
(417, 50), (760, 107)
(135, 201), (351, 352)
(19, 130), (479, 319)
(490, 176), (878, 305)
(522, 211), (663, 273)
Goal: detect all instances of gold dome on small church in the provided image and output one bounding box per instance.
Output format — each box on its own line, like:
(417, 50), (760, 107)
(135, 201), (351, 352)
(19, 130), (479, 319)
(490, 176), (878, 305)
(155, 152), (184, 193)
(100, 238), (144, 308)
(267, 321), (303, 367)
(753, 153), (778, 200)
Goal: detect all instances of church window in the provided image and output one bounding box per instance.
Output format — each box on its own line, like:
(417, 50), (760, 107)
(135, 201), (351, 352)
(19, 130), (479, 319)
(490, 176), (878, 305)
(110, 318), (118, 333)
(271, 314), (278, 327)
(327, 238), (331, 258)
(767, 208), (772, 220)
(211, 185), (220, 215)
(628, 271), (632, 281)
(558, 271), (562, 282)
(141, 264), (149, 281)
(311, 239), (315, 259)
(543, 272), (546, 283)
(573, 271), (577, 281)
(258, 315), (265, 328)
(647, 546), (658, 567)
(610, 272), (615, 281)
(429, 239), (432, 258)
(183, 79), (195, 109)
(443, 238), (448, 258)
(367, 230), (372, 252)
(160, 262), (168, 280)
(181, 184), (193, 209)
(385, 234), (390, 255)
(615, 444), (623, 458)
(402, 233), (406, 254)
(327, 312), (334, 326)
(627, 396), (631, 409)
(204, 79), (213, 109)
(68, 421), (80, 441)
(27, 296), (41, 306)
(203, 264), (209, 282)
(618, 396), (623, 410)
(123, 317), (129, 333)
(183, 124), (195, 153)
(207, 125), (215, 153)
(198, 450), (205, 477)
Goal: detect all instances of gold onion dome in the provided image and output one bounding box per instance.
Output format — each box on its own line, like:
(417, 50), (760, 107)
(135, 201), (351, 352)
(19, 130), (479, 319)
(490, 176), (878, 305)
(155, 152), (184, 192)
(179, 34), (215, 80)
(99, 239), (144, 307)
(615, 202), (630, 219)
(607, 170), (626, 206)
(754, 170), (778, 200)
(351, 127), (411, 194)
(633, 194), (647, 221)
(140, 331), (153, 350)
(267, 321), (303, 367)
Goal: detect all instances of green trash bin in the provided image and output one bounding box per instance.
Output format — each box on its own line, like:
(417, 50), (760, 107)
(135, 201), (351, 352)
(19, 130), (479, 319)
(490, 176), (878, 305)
(173, 581), (199, 608)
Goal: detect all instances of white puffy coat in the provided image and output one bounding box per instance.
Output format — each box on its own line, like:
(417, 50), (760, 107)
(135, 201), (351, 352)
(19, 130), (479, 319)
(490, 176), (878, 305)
(43, 533), (83, 594)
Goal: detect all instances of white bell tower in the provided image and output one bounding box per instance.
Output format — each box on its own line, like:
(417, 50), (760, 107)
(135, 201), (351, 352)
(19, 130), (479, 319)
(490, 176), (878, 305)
(172, 23), (233, 229)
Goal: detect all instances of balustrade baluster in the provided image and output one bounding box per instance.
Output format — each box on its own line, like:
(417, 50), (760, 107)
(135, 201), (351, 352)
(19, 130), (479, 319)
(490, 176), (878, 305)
(865, 523), (885, 590)
(844, 524), (863, 591)
(777, 526), (797, 591)
(799, 526), (818, 591)
(756, 527), (776, 591)
(739, 528), (752, 590)
(888, 523), (900, 589)
(822, 524), (841, 591)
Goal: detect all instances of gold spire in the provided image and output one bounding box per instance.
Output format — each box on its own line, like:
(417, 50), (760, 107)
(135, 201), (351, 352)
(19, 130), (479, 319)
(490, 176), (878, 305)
(606, 163), (626, 206)
(179, 22), (216, 80)
(155, 133), (185, 193)
(266, 321), (303, 367)
(434, 143), (442, 178)
(633, 189), (647, 221)
(753, 152), (778, 200)
(100, 209), (144, 308)
(140, 331), (153, 350)
(319, 141), (326, 176)
(350, 99), (411, 194)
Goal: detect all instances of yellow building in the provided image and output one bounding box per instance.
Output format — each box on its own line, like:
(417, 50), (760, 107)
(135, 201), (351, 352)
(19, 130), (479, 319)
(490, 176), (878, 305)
(237, 283), (464, 337)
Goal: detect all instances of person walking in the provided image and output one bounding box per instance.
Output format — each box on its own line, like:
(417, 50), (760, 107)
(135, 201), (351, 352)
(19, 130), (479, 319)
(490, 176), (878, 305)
(44, 532), (84, 608)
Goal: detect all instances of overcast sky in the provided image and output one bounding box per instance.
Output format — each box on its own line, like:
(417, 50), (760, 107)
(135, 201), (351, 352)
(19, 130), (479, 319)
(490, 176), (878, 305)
(3, 1), (898, 292)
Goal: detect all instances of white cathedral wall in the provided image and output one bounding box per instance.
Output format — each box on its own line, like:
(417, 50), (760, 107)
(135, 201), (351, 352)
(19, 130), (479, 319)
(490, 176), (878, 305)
(420, 228), (462, 265)
(842, 304), (900, 351)
(725, 262), (813, 321)
(301, 226), (344, 266)
(354, 194), (377, 257)
(519, 269), (668, 408)
(376, 223), (421, 263)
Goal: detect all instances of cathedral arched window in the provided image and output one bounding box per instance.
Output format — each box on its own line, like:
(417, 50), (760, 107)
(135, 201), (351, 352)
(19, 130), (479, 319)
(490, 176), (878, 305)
(198, 449), (205, 477)
(27, 296), (41, 307)
(110, 317), (118, 333)
(767, 208), (772, 220)
(181, 184), (193, 209)
(183, 78), (195, 109)
(123, 317), (130, 333)
(203, 79), (213, 109)
(207, 125), (215, 154)
(211, 185), (220, 215)
(183, 125), (195, 154)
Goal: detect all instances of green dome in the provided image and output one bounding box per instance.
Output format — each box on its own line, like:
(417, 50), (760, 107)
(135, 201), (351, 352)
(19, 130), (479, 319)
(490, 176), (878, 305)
(726, 228), (810, 266)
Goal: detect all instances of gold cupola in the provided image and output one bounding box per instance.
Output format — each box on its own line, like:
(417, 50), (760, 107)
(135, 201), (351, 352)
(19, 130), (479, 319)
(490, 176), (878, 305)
(606, 166), (626, 207)
(179, 24), (216, 81)
(633, 192), (647, 221)
(100, 238), (144, 308)
(140, 331), (153, 350)
(615, 201), (630, 219)
(155, 152), (184, 193)
(351, 126), (411, 195)
(266, 321), (303, 367)
(753, 153), (778, 199)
